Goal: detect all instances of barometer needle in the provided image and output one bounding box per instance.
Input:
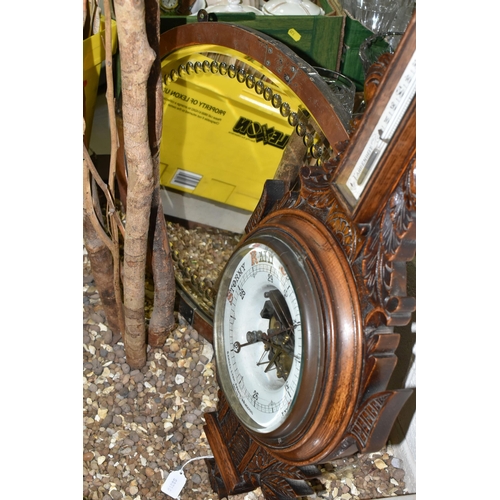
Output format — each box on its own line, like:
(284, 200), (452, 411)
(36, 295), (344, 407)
(231, 324), (298, 353)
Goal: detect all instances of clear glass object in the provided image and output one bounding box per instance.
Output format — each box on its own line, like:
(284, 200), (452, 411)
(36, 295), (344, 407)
(348, 0), (403, 33)
(359, 31), (403, 76)
(312, 67), (356, 119)
(388, 0), (416, 32)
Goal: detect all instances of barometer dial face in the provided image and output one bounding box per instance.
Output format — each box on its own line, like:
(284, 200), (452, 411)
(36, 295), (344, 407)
(214, 212), (363, 460)
(215, 241), (303, 433)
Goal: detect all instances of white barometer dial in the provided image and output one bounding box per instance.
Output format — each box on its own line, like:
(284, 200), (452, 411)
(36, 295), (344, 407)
(214, 211), (363, 461)
(214, 241), (303, 434)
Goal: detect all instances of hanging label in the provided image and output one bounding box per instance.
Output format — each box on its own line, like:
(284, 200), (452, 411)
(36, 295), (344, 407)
(161, 469), (186, 499)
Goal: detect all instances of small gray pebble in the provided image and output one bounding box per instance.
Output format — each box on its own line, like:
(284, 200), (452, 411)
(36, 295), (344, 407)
(191, 473), (202, 484)
(100, 348), (108, 358)
(102, 329), (113, 344)
(122, 363), (130, 374)
(92, 368), (104, 378)
(110, 489), (123, 500)
(101, 414), (113, 428)
(172, 431), (184, 443)
(90, 312), (103, 323)
(92, 364), (103, 376)
(190, 429), (201, 439)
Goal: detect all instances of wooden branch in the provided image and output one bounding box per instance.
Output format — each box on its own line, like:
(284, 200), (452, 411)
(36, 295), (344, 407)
(83, 152), (114, 253)
(84, 152), (123, 336)
(104, 0), (119, 203)
(83, 0), (125, 342)
(83, 144), (125, 238)
(83, 0), (87, 31)
(83, 213), (122, 335)
(145, 0), (176, 347)
(115, 0), (156, 369)
(104, 0), (126, 341)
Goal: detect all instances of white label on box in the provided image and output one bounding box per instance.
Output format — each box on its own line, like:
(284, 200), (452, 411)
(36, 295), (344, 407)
(170, 169), (202, 190)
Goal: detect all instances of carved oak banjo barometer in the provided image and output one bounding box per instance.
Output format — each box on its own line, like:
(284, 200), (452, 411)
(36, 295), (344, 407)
(160, 12), (416, 499)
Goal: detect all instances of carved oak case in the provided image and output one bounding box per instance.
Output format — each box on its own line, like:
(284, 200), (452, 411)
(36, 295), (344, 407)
(160, 12), (416, 500)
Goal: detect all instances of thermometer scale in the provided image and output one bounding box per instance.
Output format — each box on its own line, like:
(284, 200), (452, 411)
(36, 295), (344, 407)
(345, 51), (416, 200)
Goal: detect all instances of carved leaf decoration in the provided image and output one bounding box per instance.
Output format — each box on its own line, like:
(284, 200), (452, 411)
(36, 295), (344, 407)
(296, 185), (332, 210)
(274, 190), (297, 212)
(242, 446), (319, 499)
(361, 168), (415, 322)
(221, 409), (251, 466)
(325, 211), (357, 261)
(260, 476), (299, 499)
(246, 201), (267, 234)
(390, 187), (413, 237)
(349, 392), (391, 450)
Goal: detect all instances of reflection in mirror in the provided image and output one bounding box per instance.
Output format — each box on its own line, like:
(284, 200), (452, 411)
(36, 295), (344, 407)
(159, 45), (349, 215)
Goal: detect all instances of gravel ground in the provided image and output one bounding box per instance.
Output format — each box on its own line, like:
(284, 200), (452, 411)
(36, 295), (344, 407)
(83, 223), (412, 500)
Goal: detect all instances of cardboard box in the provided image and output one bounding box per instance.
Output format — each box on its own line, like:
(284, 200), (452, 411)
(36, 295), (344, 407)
(161, 13), (345, 76)
(159, 48), (305, 212)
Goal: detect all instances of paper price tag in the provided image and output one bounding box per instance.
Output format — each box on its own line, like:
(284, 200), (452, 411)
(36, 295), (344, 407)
(161, 469), (187, 499)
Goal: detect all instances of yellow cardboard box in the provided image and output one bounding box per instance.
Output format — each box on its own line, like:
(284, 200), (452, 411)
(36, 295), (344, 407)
(160, 46), (305, 213)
